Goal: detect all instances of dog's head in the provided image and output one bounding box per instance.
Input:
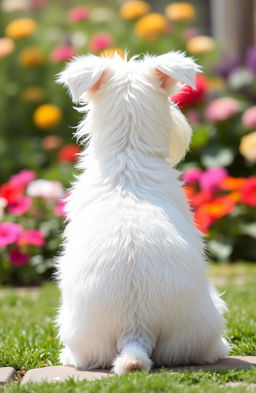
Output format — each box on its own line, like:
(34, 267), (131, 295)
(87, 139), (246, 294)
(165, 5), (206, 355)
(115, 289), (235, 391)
(57, 51), (201, 165)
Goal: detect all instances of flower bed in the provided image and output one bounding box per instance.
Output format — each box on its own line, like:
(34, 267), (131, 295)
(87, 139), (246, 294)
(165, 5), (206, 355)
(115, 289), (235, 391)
(0, 170), (65, 285)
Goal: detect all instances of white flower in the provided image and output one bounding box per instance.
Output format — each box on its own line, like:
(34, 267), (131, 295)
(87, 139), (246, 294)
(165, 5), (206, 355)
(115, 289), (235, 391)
(2, 0), (29, 12)
(0, 198), (7, 221)
(228, 68), (254, 90)
(71, 32), (88, 48)
(27, 180), (64, 200)
(90, 7), (115, 23)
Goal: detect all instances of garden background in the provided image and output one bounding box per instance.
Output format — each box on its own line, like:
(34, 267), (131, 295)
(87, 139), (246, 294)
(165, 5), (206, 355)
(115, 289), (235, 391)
(0, 0), (256, 286)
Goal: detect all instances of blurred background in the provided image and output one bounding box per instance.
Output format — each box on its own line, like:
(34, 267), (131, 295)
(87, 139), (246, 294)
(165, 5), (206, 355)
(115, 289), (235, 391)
(0, 0), (256, 285)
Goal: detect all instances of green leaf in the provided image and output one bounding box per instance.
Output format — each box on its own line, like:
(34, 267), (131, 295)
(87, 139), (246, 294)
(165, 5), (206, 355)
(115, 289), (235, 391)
(191, 127), (209, 149)
(208, 239), (233, 261)
(239, 223), (256, 239)
(201, 146), (234, 167)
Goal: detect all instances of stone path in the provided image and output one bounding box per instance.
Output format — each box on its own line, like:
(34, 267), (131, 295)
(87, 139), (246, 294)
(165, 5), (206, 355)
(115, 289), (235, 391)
(0, 367), (15, 385)
(1, 357), (255, 385)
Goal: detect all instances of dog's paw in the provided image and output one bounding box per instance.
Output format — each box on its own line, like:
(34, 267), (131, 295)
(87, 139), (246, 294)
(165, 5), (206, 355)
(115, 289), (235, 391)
(59, 347), (76, 367)
(203, 338), (229, 364)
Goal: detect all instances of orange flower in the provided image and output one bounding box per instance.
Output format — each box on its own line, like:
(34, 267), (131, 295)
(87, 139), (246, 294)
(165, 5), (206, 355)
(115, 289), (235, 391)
(19, 47), (44, 67)
(203, 196), (235, 219)
(186, 35), (215, 54)
(193, 207), (213, 234)
(239, 131), (256, 163)
(135, 13), (168, 40)
(100, 48), (125, 58)
(0, 37), (15, 59)
(228, 191), (241, 203)
(20, 87), (45, 103)
(41, 135), (63, 150)
(33, 104), (62, 129)
(220, 176), (246, 191)
(120, 1), (151, 20)
(5, 18), (37, 39)
(165, 2), (196, 22)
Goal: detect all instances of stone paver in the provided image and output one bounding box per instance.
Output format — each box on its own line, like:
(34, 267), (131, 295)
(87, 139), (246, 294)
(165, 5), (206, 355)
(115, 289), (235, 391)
(0, 367), (16, 385)
(167, 356), (256, 372)
(21, 357), (256, 384)
(21, 367), (112, 384)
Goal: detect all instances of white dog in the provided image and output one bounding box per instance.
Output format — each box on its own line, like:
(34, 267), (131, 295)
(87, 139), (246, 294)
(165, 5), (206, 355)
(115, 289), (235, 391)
(55, 51), (229, 375)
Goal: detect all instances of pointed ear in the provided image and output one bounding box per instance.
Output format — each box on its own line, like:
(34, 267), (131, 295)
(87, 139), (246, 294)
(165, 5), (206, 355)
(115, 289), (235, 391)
(56, 54), (108, 102)
(150, 51), (202, 92)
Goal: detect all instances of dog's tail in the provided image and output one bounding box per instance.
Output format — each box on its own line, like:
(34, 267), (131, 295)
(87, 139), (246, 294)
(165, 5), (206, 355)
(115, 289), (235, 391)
(112, 341), (152, 375)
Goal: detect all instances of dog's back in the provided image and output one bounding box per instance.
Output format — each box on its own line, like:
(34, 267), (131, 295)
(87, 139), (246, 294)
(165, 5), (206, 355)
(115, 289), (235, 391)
(56, 52), (229, 374)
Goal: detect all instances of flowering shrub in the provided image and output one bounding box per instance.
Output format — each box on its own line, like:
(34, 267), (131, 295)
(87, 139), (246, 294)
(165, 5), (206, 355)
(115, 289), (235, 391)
(183, 169), (256, 261)
(0, 170), (65, 285)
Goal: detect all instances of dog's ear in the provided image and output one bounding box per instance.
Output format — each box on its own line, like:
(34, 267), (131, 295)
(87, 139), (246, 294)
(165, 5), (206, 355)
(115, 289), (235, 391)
(149, 51), (201, 92)
(56, 55), (108, 102)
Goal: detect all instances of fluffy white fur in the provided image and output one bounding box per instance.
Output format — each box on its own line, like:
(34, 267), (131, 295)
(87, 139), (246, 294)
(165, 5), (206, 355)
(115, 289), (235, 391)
(55, 51), (229, 375)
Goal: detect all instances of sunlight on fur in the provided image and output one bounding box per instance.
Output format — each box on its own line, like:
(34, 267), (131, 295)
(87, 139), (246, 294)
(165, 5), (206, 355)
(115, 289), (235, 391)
(55, 51), (229, 375)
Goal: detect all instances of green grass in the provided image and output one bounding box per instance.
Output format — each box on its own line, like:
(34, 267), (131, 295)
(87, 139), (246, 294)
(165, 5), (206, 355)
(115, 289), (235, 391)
(0, 264), (255, 392)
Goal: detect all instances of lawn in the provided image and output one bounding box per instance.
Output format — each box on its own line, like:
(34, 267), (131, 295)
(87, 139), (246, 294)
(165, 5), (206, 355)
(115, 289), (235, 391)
(0, 263), (255, 392)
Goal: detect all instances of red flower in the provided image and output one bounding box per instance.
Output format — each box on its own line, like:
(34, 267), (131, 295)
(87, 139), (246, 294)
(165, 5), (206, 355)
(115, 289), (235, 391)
(189, 190), (213, 208)
(241, 177), (256, 206)
(58, 145), (81, 162)
(171, 75), (208, 109)
(9, 247), (28, 266)
(0, 183), (24, 204)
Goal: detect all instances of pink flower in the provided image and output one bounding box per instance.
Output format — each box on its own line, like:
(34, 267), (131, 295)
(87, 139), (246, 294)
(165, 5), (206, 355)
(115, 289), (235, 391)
(10, 170), (36, 187)
(68, 6), (90, 22)
(205, 97), (240, 122)
(186, 110), (200, 125)
(242, 106), (256, 129)
(18, 229), (45, 247)
(200, 168), (227, 192)
(50, 45), (76, 63)
(182, 168), (202, 185)
(0, 222), (22, 248)
(89, 34), (113, 52)
(30, 0), (47, 9)
(27, 179), (64, 199)
(9, 247), (28, 266)
(7, 196), (32, 215)
(55, 194), (69, 217)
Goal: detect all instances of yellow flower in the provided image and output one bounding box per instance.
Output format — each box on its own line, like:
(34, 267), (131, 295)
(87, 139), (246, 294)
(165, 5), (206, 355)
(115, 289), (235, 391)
(0, 37), (15, 59)
(19, 47), (44, 67)
(100, 48), (125, 58)
(20, 87), (45, 103)
(186, 35), (215, 54)
(120, 1), (150, 20)
(239, 131), (256, 163)
(165, 2), (196, 22)
(5, 18), (36, 39)
(135, 13), (168, 41)
(33, 104), (62, 129)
